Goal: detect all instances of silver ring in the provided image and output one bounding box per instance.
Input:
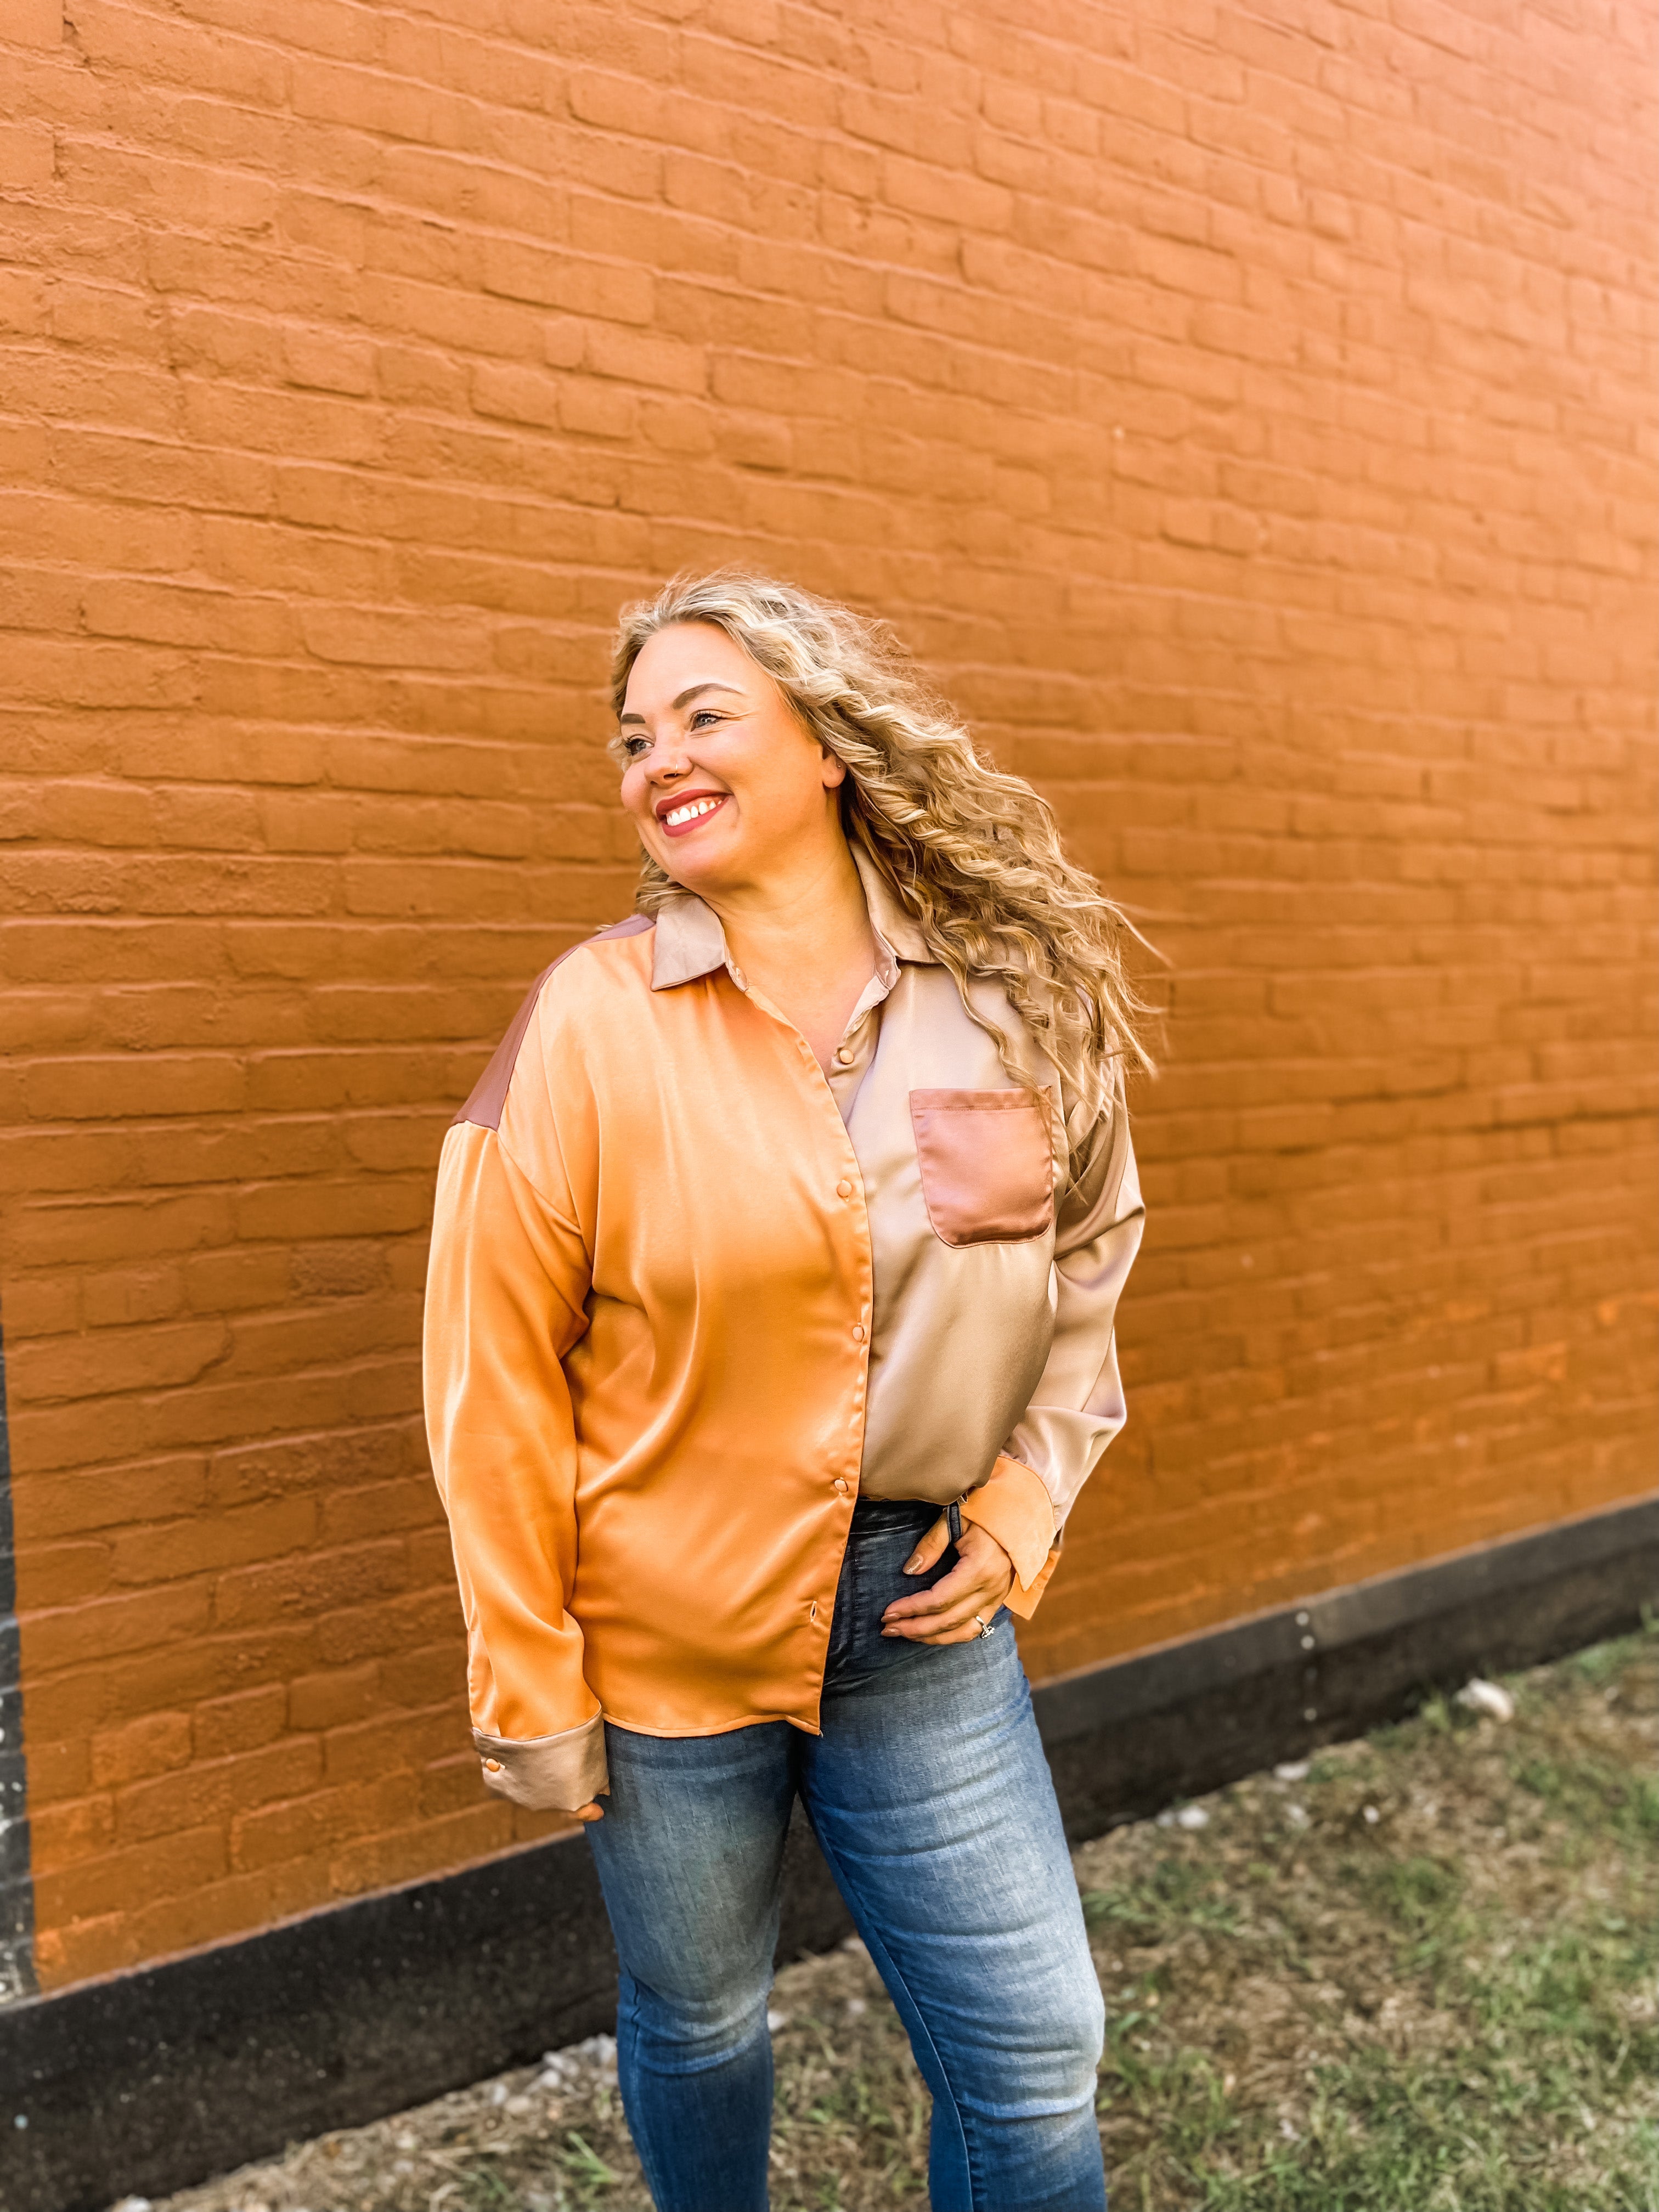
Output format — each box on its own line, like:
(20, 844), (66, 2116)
(973, 1613), (996, 1639)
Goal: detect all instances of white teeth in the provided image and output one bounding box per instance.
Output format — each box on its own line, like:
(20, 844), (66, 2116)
(664, 797), (722, 827)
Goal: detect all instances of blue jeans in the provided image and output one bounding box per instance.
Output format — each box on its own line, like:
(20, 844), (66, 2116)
(585, 1499), (1107, 2212)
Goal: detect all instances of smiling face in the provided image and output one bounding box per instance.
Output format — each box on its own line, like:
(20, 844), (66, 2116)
(616, 620), (849, 901)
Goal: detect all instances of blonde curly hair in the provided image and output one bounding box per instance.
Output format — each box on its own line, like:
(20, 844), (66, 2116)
(608, 569), (1155, 1107)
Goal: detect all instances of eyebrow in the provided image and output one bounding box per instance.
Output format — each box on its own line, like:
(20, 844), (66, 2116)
(618, 680), (743, 727)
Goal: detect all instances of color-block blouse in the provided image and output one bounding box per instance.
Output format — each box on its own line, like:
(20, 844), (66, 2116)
(422, 850), (1145, 1811)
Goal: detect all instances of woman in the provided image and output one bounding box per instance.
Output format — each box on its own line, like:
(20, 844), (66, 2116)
(423, 572), (1149, 2211)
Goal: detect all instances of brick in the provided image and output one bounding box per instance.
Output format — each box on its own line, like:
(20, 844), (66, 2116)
(31, 1912), (129, 1990)
(281, 325), (375, 396)
(29, 1793), (116, 1871)
(583, 324), (707, 393)
(89, 1712), (194, 1791)
(32, 1825), (228, 1926)
(110, 1496), (318, 1587)
(0, 1269), (82, 1335)
(470, 359), (564, 431)
(314, 1584), (457, 1669)
(11, 1453), (208, 1541)
(19, 1539), (113, 1608)
(320, 1704), (456, 1785)
(24, 1584), (213, 1675)
(320, 1476), (442, 1545)
(206, 1423), (417, 1509)
(116, 1738), (324, 1845)
(299, 605), (487, 670)
(194, 1684), (290, 1760)
(328, 1804), (514, 1898)
(11, 1317), (231, 1404)
(5, 0), (61, 47)
(0, 123), (54, 187)
(481, 238), (654, 326)
(89, 1857), (329, 1985)
(24, 1053), (247, 1122)
(211, 1541), (410, 1633)
(229, 1771), (419, 1874)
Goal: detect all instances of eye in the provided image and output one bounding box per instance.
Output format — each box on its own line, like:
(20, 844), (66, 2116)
(618, 732), (651, 759)
(687, 708), (725, 730)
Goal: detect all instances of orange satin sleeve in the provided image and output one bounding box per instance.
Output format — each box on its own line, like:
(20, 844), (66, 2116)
(423, 1115), (608, 1811)
(960, 1454), (1060, 1616)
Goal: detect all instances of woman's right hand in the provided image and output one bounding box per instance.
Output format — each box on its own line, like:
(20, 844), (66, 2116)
(567, 1800), (605, 1822)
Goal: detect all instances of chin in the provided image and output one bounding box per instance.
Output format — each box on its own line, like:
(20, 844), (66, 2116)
(650, 840), (743, 893)
(667, 864), (732, 900)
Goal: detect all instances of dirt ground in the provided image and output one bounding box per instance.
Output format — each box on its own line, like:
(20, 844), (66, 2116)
(137, 1626), (1659, 2212)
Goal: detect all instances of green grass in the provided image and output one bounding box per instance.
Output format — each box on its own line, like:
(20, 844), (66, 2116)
(1085, 1624), (1659, 2210)
(1182, 1886), (1659, 2211)
(1510, 1749), (1659, 1842)
(1085, 1855), (1245, 1945)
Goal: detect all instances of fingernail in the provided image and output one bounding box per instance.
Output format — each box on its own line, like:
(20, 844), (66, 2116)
(903, 1556), (921, 1573)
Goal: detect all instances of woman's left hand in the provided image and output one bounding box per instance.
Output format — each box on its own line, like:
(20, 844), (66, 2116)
(880, 1515), (1015, 1645)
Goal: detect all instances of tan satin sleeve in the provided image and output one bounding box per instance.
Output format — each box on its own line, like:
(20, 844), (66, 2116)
(973, 1069), (1146, 1613)
(423, 1098), (608, 1812)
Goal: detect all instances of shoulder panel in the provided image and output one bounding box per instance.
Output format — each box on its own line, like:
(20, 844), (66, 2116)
(453, 914), (653, 1131)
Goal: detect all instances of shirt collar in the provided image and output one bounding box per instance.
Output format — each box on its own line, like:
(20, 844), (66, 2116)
(648, 845), (935, 992)
(850, 843), (935, 967)
(650, 893), (731, 990)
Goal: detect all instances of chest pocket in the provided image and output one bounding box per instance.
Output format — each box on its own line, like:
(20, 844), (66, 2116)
(909, 1087), (1055, 1247)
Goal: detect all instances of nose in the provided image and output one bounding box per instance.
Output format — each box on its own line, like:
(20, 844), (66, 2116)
(645, 741), (692, 783)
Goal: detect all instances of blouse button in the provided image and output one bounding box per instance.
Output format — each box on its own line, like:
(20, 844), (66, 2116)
(836, 1178), (853, 1199)
(851, 1323), (866, 1343)
(834, 1046), (854, 1065)
(833, 1477), (848, 1493)
(483, 1758), (503, 1773)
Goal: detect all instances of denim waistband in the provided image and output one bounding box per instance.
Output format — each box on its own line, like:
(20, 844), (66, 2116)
(826, 1497), (958, 1694)
(847, 1496), (940, 1532)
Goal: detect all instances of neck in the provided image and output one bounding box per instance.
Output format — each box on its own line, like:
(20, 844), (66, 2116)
(697, 832), (877, 1066)
(702, 832), (867, 966)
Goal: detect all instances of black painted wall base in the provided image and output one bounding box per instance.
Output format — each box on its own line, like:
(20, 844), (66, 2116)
(3, 1494), (1655, 2212)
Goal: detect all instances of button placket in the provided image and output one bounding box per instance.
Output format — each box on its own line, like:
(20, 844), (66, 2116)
(765, 1019), (872, 1707)
(711, 940), (878, 1712)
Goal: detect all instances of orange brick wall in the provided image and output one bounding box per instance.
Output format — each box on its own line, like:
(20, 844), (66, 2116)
(2, 0), (1654, 1993)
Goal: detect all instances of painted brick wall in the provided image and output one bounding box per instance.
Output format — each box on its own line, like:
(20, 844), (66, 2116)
(1, 0), (1654, 1994)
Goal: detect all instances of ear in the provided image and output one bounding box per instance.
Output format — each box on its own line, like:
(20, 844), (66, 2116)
(819, 743), (848, 792)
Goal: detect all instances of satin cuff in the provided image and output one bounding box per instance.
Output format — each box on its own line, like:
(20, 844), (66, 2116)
(960, 1454), (1057, 1591)
(472, 1711), (608, 1812)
